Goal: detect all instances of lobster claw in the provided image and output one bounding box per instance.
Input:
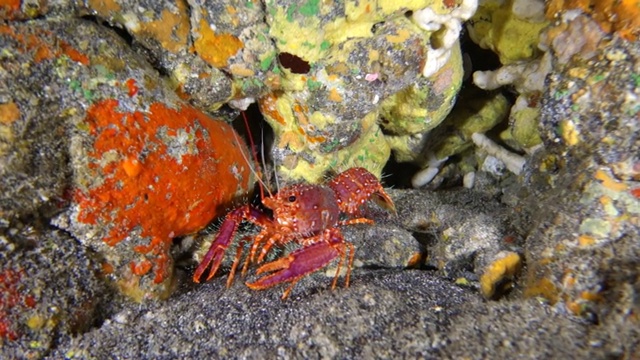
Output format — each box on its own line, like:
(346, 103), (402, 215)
(246, 229), (353, 299)
(192, 215), (241, 284)
(372, 190), (396, 215)
(193, 205), (273, 286)
(328, 167), (397, 215)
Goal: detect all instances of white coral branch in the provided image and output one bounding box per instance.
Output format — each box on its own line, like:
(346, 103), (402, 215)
(471, 133), (525, 175)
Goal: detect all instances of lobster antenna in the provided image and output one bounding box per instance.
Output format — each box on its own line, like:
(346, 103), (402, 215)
(263, 127), (280, 193)
(239, 110), (272, 198)
(259, 121), (270, 191)
(273, 158), (280, 193)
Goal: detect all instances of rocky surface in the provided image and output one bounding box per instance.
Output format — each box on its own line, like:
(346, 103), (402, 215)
(41, 271), (639, 359)
(50, 270), (479, 359)
(0, 226), (110, 359)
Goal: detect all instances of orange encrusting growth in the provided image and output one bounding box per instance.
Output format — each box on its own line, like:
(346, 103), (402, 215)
(546, 0), (640, 41)
(0, 25), (90, 65)
(58, 41), (90, 65)
(86, 0), (190, 54)
(594, 169), (628, 192)
(260, 93), (287, 125)
(125, 78), (139, 97)
(194, 18), (244, 68)
(75, 99), (252, 284)
(0, 0), (21, 20)
(0, 101), (20, 124)
(130, 260), (153, 276)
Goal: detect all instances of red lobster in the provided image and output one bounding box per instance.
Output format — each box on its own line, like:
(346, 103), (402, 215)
(192, 167), (396, 299)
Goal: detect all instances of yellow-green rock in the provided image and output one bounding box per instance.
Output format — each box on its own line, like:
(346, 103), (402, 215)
(380, 41), (464, 136)
(429, 89), (510, 160)
(510, 106), (542, 148)
(467, 0), (549, 64)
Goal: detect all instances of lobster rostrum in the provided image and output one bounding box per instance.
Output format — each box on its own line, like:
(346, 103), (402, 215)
(192, 168), (396, 299)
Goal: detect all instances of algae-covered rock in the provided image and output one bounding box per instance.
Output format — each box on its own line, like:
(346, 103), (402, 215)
(522, 27), (640, 319)
(380, 41), (464, 136)
(260, 13), (428, 182)
(509, 105), (543, 148)
(1, 18), (253, 301)
(258, 0), (471, 183)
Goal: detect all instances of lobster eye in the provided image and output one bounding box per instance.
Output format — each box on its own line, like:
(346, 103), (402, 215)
(288, 195), (296, 202)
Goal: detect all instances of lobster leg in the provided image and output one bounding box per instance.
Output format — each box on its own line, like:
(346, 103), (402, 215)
(333, 240), (355, 289)
(192, 205), (272, 285)
(246, 228), (352, 299)
(339, 218), (374, 226)
(281, 279), (303, 300)
(227, 236), (249, 288)
(241, 229), (271, 277)
(252, 232), (285, 264)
